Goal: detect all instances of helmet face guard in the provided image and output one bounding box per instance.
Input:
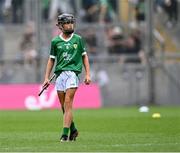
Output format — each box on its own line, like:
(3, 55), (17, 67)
(57, 13), (75, 35)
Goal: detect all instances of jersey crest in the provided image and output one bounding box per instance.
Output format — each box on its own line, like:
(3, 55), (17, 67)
(73, 44), (77, 49)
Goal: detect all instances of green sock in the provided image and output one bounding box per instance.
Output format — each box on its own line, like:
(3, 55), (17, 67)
(70, 122), (76, 132)
(62, 127), (69, 136)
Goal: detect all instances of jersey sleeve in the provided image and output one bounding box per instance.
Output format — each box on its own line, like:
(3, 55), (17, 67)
(50, 40), (56, 59)
(79, 37), (87, 56)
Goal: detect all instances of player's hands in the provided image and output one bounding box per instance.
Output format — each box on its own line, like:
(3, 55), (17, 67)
(84, 75), (91, 85)
(42, 78), (50, 89)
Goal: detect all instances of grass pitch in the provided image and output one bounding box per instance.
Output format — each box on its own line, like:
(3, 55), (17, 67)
(0, 106), (180, 152)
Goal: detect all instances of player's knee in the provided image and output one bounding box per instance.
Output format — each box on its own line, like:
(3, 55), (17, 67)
(65, 96), (72, 103)
(64, 100), (73, 109)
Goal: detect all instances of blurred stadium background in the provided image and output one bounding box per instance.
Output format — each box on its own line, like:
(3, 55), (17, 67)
(1, 0), (180, 152)
(0, 0), (180, 107)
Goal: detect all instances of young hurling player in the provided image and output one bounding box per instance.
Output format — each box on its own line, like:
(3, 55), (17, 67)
(43, 13), (91, 142)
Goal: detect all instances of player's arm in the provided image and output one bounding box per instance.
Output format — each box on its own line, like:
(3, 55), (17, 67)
(43, 38), (56, 87)
(82, 53), (91, 85)
(43, 58), (55, 87)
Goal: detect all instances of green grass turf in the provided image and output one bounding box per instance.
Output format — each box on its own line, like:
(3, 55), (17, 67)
(0, 106), (180, 152)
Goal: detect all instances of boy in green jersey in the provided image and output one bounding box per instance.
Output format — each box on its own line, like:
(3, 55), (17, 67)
(43, 13), (91, 142)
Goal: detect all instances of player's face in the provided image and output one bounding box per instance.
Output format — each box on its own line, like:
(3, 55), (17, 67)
(61, 22), (75, 35)
(63, 23), (74, 31)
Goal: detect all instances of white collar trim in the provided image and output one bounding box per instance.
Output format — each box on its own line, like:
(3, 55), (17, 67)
(59, 33), (74, 42)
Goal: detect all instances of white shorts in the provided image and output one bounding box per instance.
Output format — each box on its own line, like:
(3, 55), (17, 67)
(55, 71), (79, 92)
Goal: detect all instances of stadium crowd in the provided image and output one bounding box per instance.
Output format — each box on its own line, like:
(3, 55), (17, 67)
(0, 0), (179, 83)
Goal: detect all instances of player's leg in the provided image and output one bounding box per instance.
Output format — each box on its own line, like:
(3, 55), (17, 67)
(57, 91), (69, 142)
(65, 88), (78, 141)
(64, 88), (78, 141)
(61, 88), (77, 140)
(57, 90), (78, 141)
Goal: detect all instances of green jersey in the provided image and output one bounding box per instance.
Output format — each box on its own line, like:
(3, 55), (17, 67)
(50, 33), (86, 76)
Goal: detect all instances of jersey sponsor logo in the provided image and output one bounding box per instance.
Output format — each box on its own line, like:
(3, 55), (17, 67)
(63, 52), (72, 61)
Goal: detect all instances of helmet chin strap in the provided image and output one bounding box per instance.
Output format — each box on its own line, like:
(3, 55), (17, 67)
(63, 29), (74, 35)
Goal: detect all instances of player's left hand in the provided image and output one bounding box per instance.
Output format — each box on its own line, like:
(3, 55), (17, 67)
(84, 75), (91, 85)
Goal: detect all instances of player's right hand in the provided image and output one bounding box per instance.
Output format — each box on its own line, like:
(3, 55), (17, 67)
(42, 79), (50, 89)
